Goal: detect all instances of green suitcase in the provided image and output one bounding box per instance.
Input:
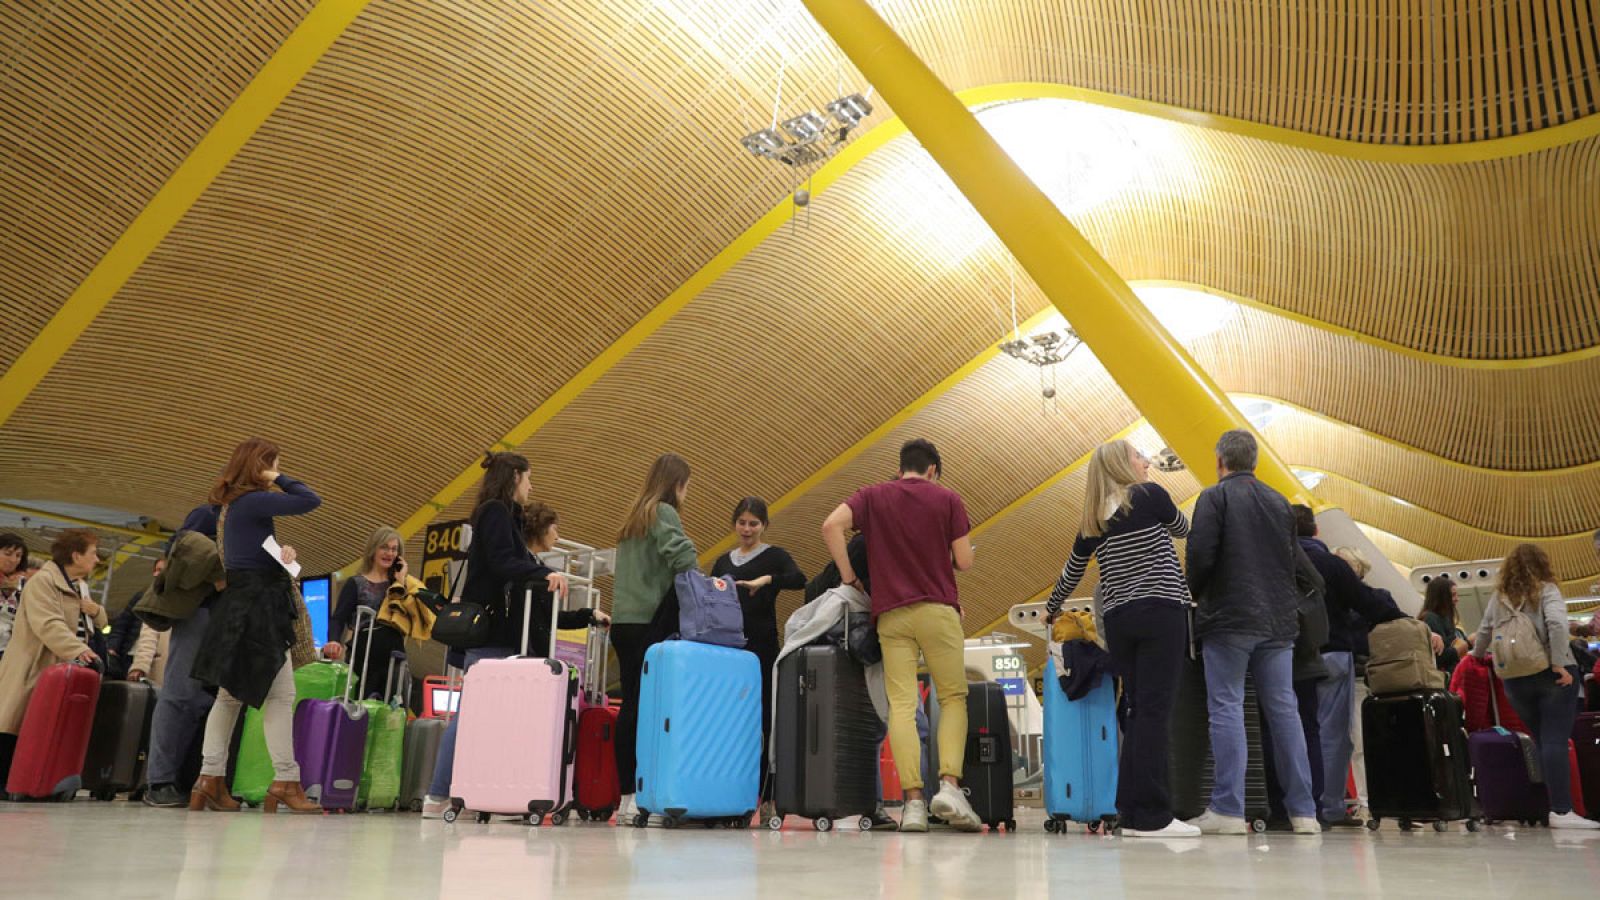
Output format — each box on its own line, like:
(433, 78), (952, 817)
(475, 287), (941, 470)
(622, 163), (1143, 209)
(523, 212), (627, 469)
(233, 660), (349, 805)
(354, 613), (406, 811)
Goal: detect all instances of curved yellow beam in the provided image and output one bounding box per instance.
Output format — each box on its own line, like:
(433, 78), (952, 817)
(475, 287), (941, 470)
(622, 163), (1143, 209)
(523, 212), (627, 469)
(1293, 467), (1600, 543)
(0, 0), (374, 430)
(803, 0), (1313, 507)
(0, 501), (170, 541)
(392, 81), (1598, 554)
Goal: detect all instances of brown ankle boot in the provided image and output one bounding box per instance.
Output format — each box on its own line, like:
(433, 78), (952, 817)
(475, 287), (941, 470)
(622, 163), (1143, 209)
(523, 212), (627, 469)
(264, 780), (321, 814)
(188, 775), (241, 812)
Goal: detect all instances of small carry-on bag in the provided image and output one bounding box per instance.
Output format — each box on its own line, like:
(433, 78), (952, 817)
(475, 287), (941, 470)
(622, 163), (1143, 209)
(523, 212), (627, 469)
(1167, 653), (1271, 832)
(770, 643), (879, 832)
(1467, 672), (1548, 826)
(574, 618), (621, 822)
(7, 661), (101, 801)
(81, 679), (158, 800)
(1575, 712), (1600, 819)
(354, 609), (405, 812)
(673, 570), (745, 648)
(633, 640), (761, 828)
(399, 663), (449, 813)
(234, 659), (349, 805)
(1042, 653), (1118, 833)
(960, 680), (1017, 832)
(1362, 689), (1478, 831)
(293, 655), (369, 811)
(445, 578), (583, 826)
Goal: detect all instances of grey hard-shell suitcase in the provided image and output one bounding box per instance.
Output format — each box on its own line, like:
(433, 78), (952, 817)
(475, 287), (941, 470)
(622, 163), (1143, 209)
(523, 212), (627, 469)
(770, 645), (879, 831)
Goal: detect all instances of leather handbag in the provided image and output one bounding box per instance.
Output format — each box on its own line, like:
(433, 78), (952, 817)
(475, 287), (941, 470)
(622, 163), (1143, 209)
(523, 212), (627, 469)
(428, 559), (495, 650)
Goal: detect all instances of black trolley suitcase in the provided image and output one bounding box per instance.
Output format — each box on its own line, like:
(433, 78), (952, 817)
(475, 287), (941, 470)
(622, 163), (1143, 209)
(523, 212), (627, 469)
(961, 680), (1016, 832)
(81, 680), (158, 801)
(1167, 655), (1271, 832)
(1362, 690), (1478, 832)
(770, 645), (880, 832)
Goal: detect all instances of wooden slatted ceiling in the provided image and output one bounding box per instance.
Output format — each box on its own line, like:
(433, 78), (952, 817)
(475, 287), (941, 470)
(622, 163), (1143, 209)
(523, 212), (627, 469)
(5, 3), (1600, 578)
(1257, 406), (1600, 538)
(0, 0), (318, 373)
(7, 96), (1600, 577)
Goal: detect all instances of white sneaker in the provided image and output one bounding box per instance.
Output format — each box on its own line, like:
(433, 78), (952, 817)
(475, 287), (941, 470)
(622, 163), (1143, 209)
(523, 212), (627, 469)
(617, 794), (637, 821)
(900, 799), (929, 833)
(1290, 817), (1322, 835)
(928, 783), (983, 832)
(1185, 809), (1248, 835)
(421, 796), (449, 820)
(1550, 811), (1600, 830)
(1124, 819), (1201, 839)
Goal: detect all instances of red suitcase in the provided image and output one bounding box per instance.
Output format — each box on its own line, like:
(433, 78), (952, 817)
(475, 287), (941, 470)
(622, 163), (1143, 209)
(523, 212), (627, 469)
(1574, 712), (1600, 818)
(573, 620), (620, 821)
(7, 662), (101, 801)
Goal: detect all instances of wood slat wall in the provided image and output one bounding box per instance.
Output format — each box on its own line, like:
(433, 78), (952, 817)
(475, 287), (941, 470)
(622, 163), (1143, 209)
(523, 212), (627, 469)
(0, 0), (317, 372)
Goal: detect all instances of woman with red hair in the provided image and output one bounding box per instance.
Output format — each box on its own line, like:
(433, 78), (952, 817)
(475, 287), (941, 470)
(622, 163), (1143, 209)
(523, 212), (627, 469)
(189, 438), (322, 814)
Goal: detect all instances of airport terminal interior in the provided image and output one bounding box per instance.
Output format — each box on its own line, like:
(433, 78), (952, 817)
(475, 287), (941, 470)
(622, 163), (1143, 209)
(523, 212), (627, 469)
(2, 1), (1600, 897)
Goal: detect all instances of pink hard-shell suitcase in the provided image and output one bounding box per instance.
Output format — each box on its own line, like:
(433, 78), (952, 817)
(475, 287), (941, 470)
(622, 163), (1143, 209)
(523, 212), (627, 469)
(444, 580), (582, 826)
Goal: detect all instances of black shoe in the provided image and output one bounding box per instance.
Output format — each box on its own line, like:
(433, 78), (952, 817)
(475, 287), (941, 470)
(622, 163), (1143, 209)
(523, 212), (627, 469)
(142, 783), (185, 808)
(1326, 815), (1365, 829)
(1263, 817), (1293, 833)
(868, 808), (900, 831)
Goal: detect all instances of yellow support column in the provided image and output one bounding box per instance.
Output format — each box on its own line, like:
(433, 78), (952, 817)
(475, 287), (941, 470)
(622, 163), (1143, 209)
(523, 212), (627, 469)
(801, 0), (1312, 504)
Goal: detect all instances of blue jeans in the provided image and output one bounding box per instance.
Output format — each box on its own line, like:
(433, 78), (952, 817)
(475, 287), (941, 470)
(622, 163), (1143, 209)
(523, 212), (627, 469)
(1316, 651), (1355, 821)
(1202, 632), (1315, 819)
(145, 607), (215, 786)
(426, 646), (514, 798)
(1502, 666), (1583, 814)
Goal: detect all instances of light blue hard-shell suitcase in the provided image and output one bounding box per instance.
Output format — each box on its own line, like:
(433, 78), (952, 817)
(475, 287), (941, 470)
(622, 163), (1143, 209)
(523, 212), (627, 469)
(632, 640), (761, 827)
(1043, 656), (1120, 832)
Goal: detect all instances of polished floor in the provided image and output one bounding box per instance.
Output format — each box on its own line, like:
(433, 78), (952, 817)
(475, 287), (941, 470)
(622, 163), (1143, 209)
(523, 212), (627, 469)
(5, 802), (1598, 899)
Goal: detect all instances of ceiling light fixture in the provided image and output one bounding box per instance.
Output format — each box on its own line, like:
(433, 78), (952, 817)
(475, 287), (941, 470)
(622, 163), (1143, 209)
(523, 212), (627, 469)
(1150, 448), (1185, 472)
(739, 92), (875, 169)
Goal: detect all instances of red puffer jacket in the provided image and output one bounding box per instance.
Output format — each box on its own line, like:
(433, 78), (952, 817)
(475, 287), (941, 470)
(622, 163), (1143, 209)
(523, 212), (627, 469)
(1448, 654), (1527, 733)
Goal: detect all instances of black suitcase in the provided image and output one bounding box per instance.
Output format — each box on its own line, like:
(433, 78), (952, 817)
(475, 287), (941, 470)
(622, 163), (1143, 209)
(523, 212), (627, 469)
(1362, 690), (1478, 831)
(81, 680), (157, 800)
(1168, 655), (1270, 832)
(960, 681), (1016, 832)
(771, 645), (879, 832)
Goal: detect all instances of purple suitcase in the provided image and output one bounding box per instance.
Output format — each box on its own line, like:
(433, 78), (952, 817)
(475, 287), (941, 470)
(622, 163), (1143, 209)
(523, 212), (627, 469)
(293, 658), (369, 811)
(1468, 685), (1550, 826)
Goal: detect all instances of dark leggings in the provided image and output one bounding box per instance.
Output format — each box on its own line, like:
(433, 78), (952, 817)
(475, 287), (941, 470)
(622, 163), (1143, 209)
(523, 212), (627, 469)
(611, 623), (663, 797)
(1103, 601), (1186, 832)
(1262, 678), (1324, 821)
(1503, 666), (1583, 814)
(750, 637), (778, 802)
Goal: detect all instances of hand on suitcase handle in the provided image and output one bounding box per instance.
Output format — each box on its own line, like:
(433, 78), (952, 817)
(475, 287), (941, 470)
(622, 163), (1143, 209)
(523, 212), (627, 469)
(75, 648), (100, 666)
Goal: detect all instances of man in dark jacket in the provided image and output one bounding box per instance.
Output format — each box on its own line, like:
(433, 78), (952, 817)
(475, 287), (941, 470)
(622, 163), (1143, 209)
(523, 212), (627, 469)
(1291, 506), (1425, 826)
(142, 504), (220, 808)
(1184, 430), (1320, 835)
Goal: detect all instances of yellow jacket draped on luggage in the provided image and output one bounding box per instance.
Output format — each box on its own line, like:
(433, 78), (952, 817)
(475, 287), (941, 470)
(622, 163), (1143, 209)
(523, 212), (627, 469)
(377, 575), (438, 641)
(0, 561), (107, 735)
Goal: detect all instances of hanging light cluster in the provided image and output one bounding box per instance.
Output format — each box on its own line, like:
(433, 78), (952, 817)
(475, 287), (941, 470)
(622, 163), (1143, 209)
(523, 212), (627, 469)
(739, 93), (874, 168)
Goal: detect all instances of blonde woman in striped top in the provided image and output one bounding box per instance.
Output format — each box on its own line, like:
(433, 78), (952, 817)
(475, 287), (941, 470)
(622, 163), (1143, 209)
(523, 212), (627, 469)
(1047, 438), (1196, 839)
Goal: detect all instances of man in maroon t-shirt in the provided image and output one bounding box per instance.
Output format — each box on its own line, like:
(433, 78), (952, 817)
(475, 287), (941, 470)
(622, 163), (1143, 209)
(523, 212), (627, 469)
(822, 438), (979, 832)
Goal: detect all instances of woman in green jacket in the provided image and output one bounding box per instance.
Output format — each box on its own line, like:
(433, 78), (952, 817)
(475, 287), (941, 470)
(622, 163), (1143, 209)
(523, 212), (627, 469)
(612, 453), (697, 823)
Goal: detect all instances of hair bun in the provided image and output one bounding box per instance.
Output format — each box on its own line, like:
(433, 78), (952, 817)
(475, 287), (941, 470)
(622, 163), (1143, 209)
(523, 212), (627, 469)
(480, 451), (496, 470)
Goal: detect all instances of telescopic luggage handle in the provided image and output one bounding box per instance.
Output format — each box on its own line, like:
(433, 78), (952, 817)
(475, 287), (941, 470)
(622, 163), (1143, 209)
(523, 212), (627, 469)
(350, 605), (381, 704)
(387, 650), (409, 708)
(519, 574), (594, 659)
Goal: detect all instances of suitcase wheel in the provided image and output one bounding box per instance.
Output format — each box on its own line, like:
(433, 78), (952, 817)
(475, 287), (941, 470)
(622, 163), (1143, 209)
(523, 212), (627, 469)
(549, 811), (567, 827)
(1249, 818), (1266, 834)
(857, 816), (872, 832)
(1045, 818), (1061, 834)
(477, 812), (491, 824)
(1005, 819), (1018, 833)
(632, 813), (649, 829)
(1432, 820), (1449, 833)
(662, 815), (681, 830)
(1365, 818), (1381, 832)
(529, 814), (545, 827)
(813, 816), (833, 833)
(1465, 819), (1480, 832)
(1398, 818), (1415, 831)
(767, 815), (784, 832)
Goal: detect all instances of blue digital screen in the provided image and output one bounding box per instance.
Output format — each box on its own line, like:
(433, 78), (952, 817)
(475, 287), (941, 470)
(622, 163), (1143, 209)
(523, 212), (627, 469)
(997, 677), (1026, 697)
(300, 575), (331, 647)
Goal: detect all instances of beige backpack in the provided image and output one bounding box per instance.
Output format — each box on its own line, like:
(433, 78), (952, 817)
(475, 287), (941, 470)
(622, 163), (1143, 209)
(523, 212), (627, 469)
(1488, 595), (1550, 680)
(1365, 618), (1446, 696)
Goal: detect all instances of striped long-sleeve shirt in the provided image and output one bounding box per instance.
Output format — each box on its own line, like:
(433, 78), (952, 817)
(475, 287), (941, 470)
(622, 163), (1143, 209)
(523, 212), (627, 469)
(1047, 482), (1192, 618)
